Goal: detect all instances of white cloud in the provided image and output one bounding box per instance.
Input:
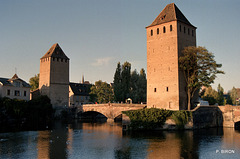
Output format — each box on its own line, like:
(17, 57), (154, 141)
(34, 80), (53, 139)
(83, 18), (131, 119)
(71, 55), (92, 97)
(91, 57), (113, 66)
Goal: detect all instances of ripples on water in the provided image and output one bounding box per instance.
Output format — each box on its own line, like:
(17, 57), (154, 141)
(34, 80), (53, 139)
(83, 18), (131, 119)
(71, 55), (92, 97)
(0, 121), (240, 159)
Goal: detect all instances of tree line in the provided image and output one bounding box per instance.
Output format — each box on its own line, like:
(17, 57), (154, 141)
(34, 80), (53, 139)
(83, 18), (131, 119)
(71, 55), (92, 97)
(89, 62), (147, 104)
(201, 85), (240, 105)
(0, 95), (53, 131)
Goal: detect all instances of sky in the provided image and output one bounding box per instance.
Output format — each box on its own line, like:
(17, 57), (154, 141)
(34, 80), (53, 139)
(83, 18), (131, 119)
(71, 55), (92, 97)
(0, 0), (239, 92)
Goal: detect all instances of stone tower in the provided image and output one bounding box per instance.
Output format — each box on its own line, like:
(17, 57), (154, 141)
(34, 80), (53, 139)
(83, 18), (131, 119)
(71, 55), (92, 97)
(146, 3), (196, 110)
(39, 43), (70, 107)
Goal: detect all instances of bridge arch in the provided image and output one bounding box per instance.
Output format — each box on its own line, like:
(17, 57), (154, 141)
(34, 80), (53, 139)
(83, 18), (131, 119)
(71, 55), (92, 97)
(80, 111), (107, 122)
(234, 121), (240, 130)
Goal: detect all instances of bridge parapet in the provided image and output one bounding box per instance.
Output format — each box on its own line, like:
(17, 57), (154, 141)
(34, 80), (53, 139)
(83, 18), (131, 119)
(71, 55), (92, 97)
(218, 105), (240, 127)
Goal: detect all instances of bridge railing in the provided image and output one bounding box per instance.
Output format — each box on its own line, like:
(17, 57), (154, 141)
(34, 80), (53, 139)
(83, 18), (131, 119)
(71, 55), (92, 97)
(82, 103), (147, 107)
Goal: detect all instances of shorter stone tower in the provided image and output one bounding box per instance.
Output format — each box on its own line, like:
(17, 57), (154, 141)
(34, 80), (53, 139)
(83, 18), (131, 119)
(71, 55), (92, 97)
(39, 43), (70, 107)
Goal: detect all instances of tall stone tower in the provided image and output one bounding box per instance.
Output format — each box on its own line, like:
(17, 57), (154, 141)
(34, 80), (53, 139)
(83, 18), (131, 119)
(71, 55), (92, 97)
(146, 3), (196, 110)
(39, 43), (70, 107)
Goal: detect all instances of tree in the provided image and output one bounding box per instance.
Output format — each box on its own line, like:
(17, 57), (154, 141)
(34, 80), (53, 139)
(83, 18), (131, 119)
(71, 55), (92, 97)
(230, 87), (238, 105)
(29, 74), (39, 91)
(217, 84), (224, 105)
(121, 62), (131, 100)
(113, 62), (147, 103)
(113, 62), (123, 102)
(201, 86), (218, 105)
(90, 80), (114, 103)
(179, 46), (224, 110)
(138, 68), (147, 102)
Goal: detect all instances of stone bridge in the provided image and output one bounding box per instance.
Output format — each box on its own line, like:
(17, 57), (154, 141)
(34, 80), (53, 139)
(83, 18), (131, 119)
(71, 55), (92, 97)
(77, 103), (146, 122)
(219, 105), (240, 128)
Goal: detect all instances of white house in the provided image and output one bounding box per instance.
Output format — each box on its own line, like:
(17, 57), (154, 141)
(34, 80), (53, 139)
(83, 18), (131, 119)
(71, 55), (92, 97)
(0, 74), (31, 101)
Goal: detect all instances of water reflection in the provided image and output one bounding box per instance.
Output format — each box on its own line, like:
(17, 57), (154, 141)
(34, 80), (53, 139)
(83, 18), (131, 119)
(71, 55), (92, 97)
(1, 121), (240, 159)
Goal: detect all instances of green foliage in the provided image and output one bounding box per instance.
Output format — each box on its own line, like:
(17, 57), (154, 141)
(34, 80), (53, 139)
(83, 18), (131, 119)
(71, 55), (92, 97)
(229, 87), (239, 105)
(113, 62), (146, 103)
(201, 86), (218, 105)
(179, 46), (224, 110)
(121, 61), (131, 100)
(171, 111), (192, 129)
(217, 84), (224, 105)
(0, 96), (53, 128)
(90, 80), (114, 103)
(123, 108), (172, 130)
(29, 74), (39, 91)
(113, 62), (123, 102)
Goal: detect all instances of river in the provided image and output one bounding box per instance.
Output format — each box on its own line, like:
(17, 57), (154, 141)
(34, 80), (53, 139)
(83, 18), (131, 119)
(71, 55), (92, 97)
(0, 121), (240, 159)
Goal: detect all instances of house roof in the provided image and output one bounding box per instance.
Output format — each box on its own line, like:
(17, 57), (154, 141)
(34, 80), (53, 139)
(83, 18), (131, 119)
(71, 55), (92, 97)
(41, 43), (69, 60)
(0, 74), (31, 88)
(146, 3), (196, 28)
(69, 82), (91, 96)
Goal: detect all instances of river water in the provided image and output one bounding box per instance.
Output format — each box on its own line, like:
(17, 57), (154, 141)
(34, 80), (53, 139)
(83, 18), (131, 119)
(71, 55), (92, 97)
(0, 121), (240, 159)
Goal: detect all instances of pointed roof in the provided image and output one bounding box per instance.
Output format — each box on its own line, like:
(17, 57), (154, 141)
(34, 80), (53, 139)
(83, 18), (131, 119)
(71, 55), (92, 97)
(41, 43), (69, 60)
(146, 3), (196, 28)
(11, 74), (19, 80)
(0, 74), (31, 88)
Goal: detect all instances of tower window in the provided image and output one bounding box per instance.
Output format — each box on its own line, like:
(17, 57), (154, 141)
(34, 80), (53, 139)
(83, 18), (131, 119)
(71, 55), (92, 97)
(166, 87), (169, 92)
(188, 28), (190, 35)
(184, 27), (186, 33)
(163, 26), (166, 33)
(154, 88), (157, 92)
(180, 25), (182, 32)
(192, 30), (194, 36)
(170, 25), (172, 31)
(151, 30), (153, 36)
(157, 28), (159, 34)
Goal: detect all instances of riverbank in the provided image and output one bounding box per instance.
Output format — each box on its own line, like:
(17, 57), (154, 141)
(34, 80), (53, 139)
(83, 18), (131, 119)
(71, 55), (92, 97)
(122, 106), (240, 131)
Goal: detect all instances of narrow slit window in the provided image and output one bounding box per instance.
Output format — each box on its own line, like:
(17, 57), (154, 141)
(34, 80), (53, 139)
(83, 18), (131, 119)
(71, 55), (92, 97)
(180, 25), (182, 32)
(166, 87), (169, 92)
(188, 28), (190, 35)
(154, 88), (157, 92)
(157, 28), (159, 34)
(151, 30), (153, 36)
(170, 25), (172, 31)
(192, 30), (194, 36)
(163, 26), (166, 33)
(184, 27), (186, 33)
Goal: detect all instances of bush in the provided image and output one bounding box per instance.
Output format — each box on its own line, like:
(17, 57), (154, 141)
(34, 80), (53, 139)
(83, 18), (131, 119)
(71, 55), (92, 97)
(123, 108), (172, 130)
(171, 110), (192, 129)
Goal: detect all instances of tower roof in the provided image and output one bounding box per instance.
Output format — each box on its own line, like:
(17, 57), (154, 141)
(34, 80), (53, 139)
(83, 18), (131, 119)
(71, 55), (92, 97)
(146, 3), (196, 28)
(41, 43), (69, 60)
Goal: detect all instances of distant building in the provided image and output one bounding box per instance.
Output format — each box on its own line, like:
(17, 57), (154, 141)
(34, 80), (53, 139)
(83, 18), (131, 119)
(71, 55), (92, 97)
(69, 82), (92, 107)
(39, 43), (70, 107)
(146, 3), (197, 110)
(0, 74), (31, 101)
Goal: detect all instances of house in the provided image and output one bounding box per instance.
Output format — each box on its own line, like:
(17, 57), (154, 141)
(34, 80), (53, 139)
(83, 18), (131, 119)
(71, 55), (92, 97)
(0, 74), (31, 101)
(69, 82), (92, 107)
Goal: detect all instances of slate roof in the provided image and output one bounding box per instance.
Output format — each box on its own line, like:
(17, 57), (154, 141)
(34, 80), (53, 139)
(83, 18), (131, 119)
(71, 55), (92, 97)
(0, 74), (31, 88)
(41, 43), (69, 60)
(147, 3), (196, 28)
(69, 82), (91, 96)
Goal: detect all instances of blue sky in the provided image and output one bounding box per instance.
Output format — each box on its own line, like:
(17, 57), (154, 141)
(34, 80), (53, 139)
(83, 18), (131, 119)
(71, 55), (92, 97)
(0, 0), (239, 92)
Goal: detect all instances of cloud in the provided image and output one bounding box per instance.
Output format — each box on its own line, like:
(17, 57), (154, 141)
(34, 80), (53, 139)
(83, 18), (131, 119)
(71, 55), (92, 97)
(91, 57), (113, 66)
